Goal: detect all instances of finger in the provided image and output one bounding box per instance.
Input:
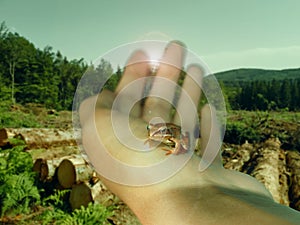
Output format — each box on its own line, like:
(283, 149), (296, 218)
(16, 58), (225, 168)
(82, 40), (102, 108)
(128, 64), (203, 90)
(173, 64), (203, 127)
(114, 50), (151, 117)
(143, 41), (186, 122)
(115, 50), (151, 94)
(198, 104), (223, 172)
(79, 95), (98, 128)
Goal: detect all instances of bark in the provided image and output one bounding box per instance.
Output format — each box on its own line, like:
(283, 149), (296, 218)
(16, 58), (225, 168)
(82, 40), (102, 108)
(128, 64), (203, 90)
(223, 141), (254, 171)
(286, 151), (300, 210)
(223, 138), (290, 206)
(247, 138), (289, 205)
(0, 128), (16, 147)
(0, 128), (77, 148)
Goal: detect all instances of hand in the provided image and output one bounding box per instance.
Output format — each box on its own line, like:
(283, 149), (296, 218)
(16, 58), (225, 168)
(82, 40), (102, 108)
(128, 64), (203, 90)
(79, 41), (300, 224)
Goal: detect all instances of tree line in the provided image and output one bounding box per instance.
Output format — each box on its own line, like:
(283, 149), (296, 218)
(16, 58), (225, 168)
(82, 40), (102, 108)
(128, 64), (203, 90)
(0, 21), (123, 111)
(0, 22), (89, 110)
(1, 21), (299, 112)
(223, 79), (300, 111)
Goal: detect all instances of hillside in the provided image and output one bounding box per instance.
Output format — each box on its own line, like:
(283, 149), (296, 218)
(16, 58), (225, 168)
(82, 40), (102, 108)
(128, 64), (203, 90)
(213, 68), (300, 110)
(215, 68), (300, 84)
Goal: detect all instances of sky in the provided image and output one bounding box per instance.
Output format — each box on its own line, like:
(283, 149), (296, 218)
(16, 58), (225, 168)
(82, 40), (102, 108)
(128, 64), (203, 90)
(0, 0), (300, 73)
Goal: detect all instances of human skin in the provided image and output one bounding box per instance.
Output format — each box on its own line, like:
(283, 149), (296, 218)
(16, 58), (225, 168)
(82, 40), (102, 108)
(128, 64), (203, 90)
(79, 41), (300, 224)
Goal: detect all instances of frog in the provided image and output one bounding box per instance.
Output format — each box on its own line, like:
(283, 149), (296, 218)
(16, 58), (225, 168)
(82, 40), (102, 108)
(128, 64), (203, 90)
(145, 122), (190, 155)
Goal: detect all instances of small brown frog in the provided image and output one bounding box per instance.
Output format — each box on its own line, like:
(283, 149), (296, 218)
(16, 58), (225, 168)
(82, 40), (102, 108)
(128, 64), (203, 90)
(145, 123), (190, 155)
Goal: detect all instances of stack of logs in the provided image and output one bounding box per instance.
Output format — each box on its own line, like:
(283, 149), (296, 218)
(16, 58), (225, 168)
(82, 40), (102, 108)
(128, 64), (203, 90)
(0, 128), (113, 210)
(33, 154), (112, 210)
(222, 138), (300, 210)
(1, 128), (300, 212)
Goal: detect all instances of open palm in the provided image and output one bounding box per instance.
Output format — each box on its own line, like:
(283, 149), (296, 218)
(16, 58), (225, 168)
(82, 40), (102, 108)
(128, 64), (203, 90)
(79, 41), (300, 224)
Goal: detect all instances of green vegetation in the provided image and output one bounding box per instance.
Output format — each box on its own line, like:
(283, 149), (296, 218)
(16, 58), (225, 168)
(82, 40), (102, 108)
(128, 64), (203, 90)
(0, 101), (42, 128)
(1, 20), (299, 112)
(0, 139), (40, 217)
(0, 22), (121, 111)
(215, 69), (300, 111)
(215, 68), (300, 82)
(39, 191), (114, 225)
(0, 101), (75, 129)
(0, 139), (114, 224)
(224, 111), (300, 150)
(1, 19), (298, 224)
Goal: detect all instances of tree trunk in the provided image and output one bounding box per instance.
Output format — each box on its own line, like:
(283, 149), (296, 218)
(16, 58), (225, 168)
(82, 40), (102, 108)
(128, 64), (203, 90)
(248, 138), (290, 205)
(286, 151), (300, 210)
(33, 158), (63, 181)
(223, 141), (254, 171)
(57, 155), (93, 189)
(0, 128), (77, 148)
(0, 128), (16, 147)
(9, 61), (15, 105)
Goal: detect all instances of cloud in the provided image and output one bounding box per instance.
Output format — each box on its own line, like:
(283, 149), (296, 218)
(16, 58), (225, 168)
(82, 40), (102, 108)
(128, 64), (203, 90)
(202, 46), (300, 73)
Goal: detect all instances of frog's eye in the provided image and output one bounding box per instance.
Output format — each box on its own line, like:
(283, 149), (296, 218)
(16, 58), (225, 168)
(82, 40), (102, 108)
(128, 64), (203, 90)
(146, 125), (150, 130)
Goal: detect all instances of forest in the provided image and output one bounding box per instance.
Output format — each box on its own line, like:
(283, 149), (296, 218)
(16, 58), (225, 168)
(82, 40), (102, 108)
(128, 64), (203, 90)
(0, 21), (121, 112)
(217, 69), (300, 111)
(1, 21), (299, 113)
(0, 21), (300, 224)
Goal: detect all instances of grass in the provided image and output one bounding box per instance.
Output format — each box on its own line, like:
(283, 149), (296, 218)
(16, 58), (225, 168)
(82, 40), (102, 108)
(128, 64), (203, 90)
(0, 102), (72, 129)
(225, 110), (300, 150)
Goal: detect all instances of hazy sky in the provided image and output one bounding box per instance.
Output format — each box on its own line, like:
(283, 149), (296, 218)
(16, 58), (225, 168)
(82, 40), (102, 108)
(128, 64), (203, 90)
(1, 0), (300, 72)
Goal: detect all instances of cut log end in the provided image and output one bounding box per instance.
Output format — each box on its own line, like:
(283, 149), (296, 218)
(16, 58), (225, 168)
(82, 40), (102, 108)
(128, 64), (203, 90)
(57, 156), (93, 189)
(69, 182), (93, 210)
(57, 159), (76, 188)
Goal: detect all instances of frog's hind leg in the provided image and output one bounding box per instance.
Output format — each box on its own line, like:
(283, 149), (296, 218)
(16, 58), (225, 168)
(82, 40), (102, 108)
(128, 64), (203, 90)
(161, 137), (180, 155)
(161, 147), (173, 155)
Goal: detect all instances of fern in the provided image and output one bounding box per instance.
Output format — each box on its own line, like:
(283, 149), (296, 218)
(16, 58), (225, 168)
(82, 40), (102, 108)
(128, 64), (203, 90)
(37, 207), (67, 225)
(42, 189), (71, 209)
(0, 139), (40, 217)
(38, 202), (114, 225)
(62, 203), (114, 225)
(0, 173), (40, 216)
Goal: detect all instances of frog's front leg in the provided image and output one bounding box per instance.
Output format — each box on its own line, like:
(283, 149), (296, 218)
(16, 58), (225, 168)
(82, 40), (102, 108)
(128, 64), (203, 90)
(161, 138), (181, 155)
(162, 132), (190, 155)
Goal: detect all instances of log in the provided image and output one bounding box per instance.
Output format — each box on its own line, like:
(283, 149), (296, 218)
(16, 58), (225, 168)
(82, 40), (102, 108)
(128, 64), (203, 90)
(0, 128), (16, 147)
(249, 138), (289, 205)
(0, 128), (77, 149)
(69, 181), (103, 210)
(33, 158), (63, 181)
(223, 141), (254, 171)
(286, 150), (300, 210)
(69, 180), (118, 210)
(57, 155), (93, 188)
(33, 158), (44, 178)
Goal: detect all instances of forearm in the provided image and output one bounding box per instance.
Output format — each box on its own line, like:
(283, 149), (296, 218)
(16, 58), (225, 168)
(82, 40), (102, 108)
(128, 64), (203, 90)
(134, 185), (300, 225)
